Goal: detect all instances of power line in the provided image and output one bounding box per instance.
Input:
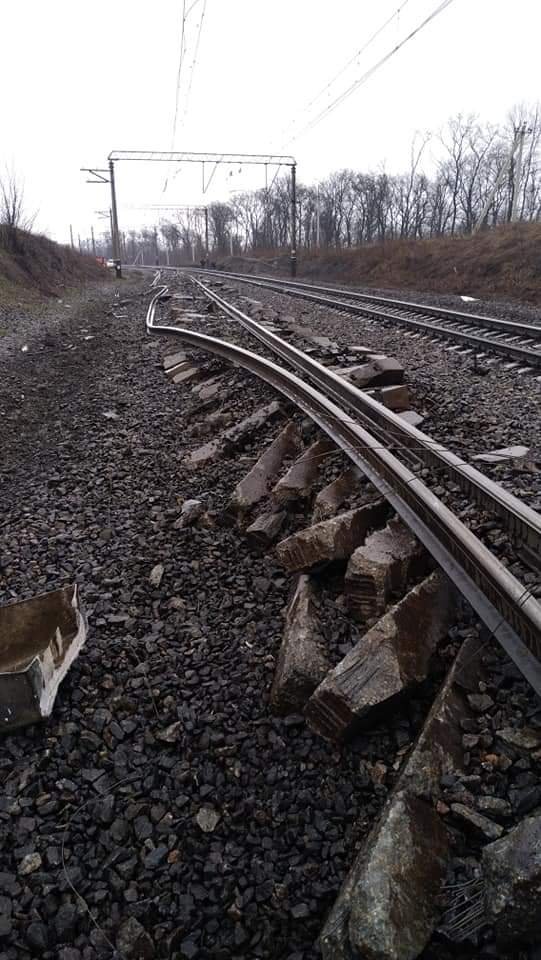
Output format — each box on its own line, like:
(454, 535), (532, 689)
(283, 0), (458, 147)
(301, 0), (412, 124)
(170, 0), (188, 151)
(272, 0), (413, 152)
(182, 0), (208, 125)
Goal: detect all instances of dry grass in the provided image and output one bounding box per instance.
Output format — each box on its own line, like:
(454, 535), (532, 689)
(223, 223), (541, 305)
(0, 228), (105, 299)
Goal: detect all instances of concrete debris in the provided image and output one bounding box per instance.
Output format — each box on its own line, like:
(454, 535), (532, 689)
(348, 356), (405, 388)
(195, 805), (221, 833)
(102, 409), (119, 420)
(166, 359), (193, 379)
(312, 467), (362, 522)
(276, 502), (388, 572)
(450, 803), (503, 841)
(186, 401), (281, 468)
(239, 297), (264, 317)
(483, 814), (541, 945)
(311, 335), (339, 351)
(472, 445), (530, 464)
(149, 564), (164, 588)
(229, 421), (302, 516)
(398, 410), (425, 427)
(174, 500), (205, 529)
(306, 572), (455, 741)
(163, 351), (187, 370)
(348, 345), (374, 357)
(172, 365), (200, 385)
(320, 636), (483, 960)
(0, 584), (87, 732)
(273, 437), (335, 505)
(19, 852), (42, 876)
(321, 791), (448, 960)
(245, 511), (287, 552)
(344, 518), (425, 622)
(270, 576), (331, 715)
(184, 437), (223, 469)
(378, 384), (411, 412)
(191, 409), (235, 439)
(192, 377), (222, 401)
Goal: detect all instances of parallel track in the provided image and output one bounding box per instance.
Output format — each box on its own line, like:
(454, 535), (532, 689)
(146, 280), (541, 694)
(190, 276), (541, 563)
(184, 266), (541, 370)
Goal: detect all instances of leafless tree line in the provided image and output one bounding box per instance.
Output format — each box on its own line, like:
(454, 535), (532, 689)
(91, 105), (541, 263)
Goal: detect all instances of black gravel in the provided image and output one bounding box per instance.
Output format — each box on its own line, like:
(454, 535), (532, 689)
(0, 277), (446, 960)
(2, 273), (540, 960)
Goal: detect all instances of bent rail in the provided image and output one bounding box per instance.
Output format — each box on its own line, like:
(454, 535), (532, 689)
(146, 282), (541, 693)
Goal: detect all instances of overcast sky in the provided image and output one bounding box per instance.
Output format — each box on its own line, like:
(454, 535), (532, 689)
(2, 0), (540, 244)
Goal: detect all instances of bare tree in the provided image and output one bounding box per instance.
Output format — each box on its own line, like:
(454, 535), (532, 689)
(0, 171), (35, 250)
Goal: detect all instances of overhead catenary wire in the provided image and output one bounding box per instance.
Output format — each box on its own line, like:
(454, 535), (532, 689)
(170, 0), (188, 152)
(283, 0), (458, 147)
(276, 0), (413, 148)
(181, 0), (208, 125)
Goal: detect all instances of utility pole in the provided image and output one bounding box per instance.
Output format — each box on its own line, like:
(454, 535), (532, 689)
(70, 224), (74, 249)
(511, 123), (527, 222)
(204, 206), (209, 265)
(316, 184), (320, 247)
(108, 159), (122, 278)
(290, 163), (297, 277)
(90, 225), (96, 256)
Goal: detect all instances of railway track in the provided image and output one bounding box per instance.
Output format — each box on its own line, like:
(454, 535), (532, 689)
(146, 276), (541, 694)
(180, 266), (541, 372)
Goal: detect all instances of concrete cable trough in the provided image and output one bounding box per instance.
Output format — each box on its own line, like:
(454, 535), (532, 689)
(0, 584), (87, 731)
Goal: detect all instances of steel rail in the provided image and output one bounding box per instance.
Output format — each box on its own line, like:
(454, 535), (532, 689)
(190, 277), (541, 560)
(185, 269), (541, 368)
(183, 266), (541, 344)
(146, 283), (541, 690)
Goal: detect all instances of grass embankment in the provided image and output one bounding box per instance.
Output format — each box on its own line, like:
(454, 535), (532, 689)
(219, 223), (541, 306)
(0, 228), (104, 302)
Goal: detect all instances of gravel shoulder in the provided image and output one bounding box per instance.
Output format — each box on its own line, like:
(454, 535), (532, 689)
(0, 278), (438, 959)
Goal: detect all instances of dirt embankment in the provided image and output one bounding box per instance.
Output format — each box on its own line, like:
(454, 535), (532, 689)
(218, 223), (541, 306)
(0, 228), (105, 299)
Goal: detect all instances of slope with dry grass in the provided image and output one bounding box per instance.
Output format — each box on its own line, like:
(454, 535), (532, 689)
(220, 223), (541, 306)
(0, 228), (105, 300)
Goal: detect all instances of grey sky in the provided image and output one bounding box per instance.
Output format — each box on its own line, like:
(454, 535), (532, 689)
(2, 0), (539, 243)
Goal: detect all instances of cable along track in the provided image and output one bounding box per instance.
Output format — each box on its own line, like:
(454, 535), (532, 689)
(146, 281), (541, 694)
(185, 266), (541, 370)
